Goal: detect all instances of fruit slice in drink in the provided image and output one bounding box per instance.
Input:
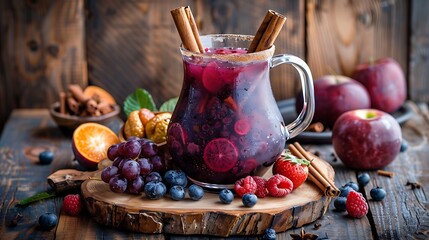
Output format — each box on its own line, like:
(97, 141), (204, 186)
(168, 122), (187, 145)
(202, 62), (225, 94)
(72, 123), (120, 169)
(167, 122), (187, 157)
(203, 138), (238, 173)
(234, 118), (251, 135)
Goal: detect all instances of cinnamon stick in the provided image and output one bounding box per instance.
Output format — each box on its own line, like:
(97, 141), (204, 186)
(248, 10), (286, 53)
(68, 84), (88, 104)
(377, 170), (394, 178)
(184, 6), (204, 53)
(171, 6), (202, 53)
(288, 142), (340, 197)
(59, 91), (66, 114)
(67, 96), (80, 115)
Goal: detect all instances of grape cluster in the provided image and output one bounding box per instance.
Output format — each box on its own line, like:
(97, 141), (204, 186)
(102, 137), (168, 195)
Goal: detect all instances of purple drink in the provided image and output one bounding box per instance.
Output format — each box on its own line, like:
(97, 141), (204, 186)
(168, 34), (315, 189)
(167, 46), (286, 187)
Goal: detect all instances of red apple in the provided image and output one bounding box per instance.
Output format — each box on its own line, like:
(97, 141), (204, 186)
(352, 58), (406, 113)
(295, 75), (371, 128)
(332, 109), (402, 170)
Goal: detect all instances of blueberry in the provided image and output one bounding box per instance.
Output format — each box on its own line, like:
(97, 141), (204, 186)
(339, 186), (354, 197)
(169, 185), (185, 201)
(370, 186), (386, 201)
(333, 197), (347, 211)
(400, 139), (408, 152)
(144, 181), (167, 199)
(188, 184), (204, 200)
(262, 228), (276, 240)
(357, 173), (370, 187)
(344, 181), (359, 191)
(219, 188), (234, 204)
(242, 193), (258, 207)
(163, 170), (188, 188)
(38, 212), (58, 230)
(39, 150), (54, 165)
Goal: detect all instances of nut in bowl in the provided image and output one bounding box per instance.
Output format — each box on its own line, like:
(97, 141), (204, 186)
(50, 102), (120, 131)
(49, 84), (120, 132)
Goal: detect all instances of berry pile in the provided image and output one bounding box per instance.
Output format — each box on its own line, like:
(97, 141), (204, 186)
(103, 141), (205, 202)
(102, 138), (169, 195)
(233, 174), (294, 200)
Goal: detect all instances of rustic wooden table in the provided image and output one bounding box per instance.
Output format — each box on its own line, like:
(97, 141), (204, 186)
(1, 103), (428, 239)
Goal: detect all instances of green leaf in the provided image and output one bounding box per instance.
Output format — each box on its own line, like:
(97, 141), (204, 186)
(123, 89), (157, 116)
(282, 152), (311, 166)
(159, 97), (178, 112)
(17, 191), (56, 206)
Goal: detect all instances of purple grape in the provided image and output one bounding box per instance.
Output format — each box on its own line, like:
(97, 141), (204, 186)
(122, 140), (142, 159)
(118, 158), (132, 170)
(137, 138), (150, 146)
(109, 175), (128, 193)
(112, 156), (124, 168)
(128, 175), (145, 194)
(127, 136), (140, 141)
(140, 141), (158, 157)
(117, 142), (127, 156)
(137, 158), (153, 175)
(150, 155), (165, 172)
(107, 144), (120, 161)
(101, 166), (119, 183)
(145, 172), (162, 183)
(122, 160), (140, 181)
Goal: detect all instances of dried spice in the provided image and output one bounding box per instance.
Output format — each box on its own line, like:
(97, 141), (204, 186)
(290, 227), (319, 240)
(406, 181), (421, 190)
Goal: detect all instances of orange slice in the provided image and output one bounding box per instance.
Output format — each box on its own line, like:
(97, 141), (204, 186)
(72, 123), (120, 169)
(83, 85), (116, 105)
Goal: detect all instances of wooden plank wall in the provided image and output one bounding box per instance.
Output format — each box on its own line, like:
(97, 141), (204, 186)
(1, 0), (428, 133)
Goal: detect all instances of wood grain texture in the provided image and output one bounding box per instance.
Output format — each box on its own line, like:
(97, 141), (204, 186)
(409, 0), (429, 102)
(306, 0), (409, 80)
(85, 0), (304, 112)
(81, 158), (334, 236)
(0, 0), (87, 132)
(362, 103), (429, 239)
(0, 110), (74, 239)
(1, 108), (429, 239)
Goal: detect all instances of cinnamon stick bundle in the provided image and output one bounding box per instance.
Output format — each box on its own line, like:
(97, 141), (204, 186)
(248, 10), (286, 53)
(288, 142), (340, 197)
(171, 6), (203, 53)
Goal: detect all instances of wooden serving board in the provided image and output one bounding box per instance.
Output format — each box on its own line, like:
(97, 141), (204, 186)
(79, 158), (336, 237)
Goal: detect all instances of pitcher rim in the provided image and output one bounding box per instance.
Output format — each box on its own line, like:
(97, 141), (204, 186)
(180, 34), (275, 62)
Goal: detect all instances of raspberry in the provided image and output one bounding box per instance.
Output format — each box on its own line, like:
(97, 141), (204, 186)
(266, 174), (293, 197)
(234, 176), (257, 197)
(252, 176), (268, 198)
(62, 194), (83, 216)
(346, 191), (368, 218)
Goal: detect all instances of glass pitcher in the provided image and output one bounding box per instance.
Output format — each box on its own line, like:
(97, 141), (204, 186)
(167, 34), (314, 189)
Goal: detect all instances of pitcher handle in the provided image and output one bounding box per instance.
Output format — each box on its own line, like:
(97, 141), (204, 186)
(270, 54), (315, 139)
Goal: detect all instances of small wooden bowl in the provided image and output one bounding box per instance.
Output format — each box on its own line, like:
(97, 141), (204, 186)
(49, 102), (121, 131)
